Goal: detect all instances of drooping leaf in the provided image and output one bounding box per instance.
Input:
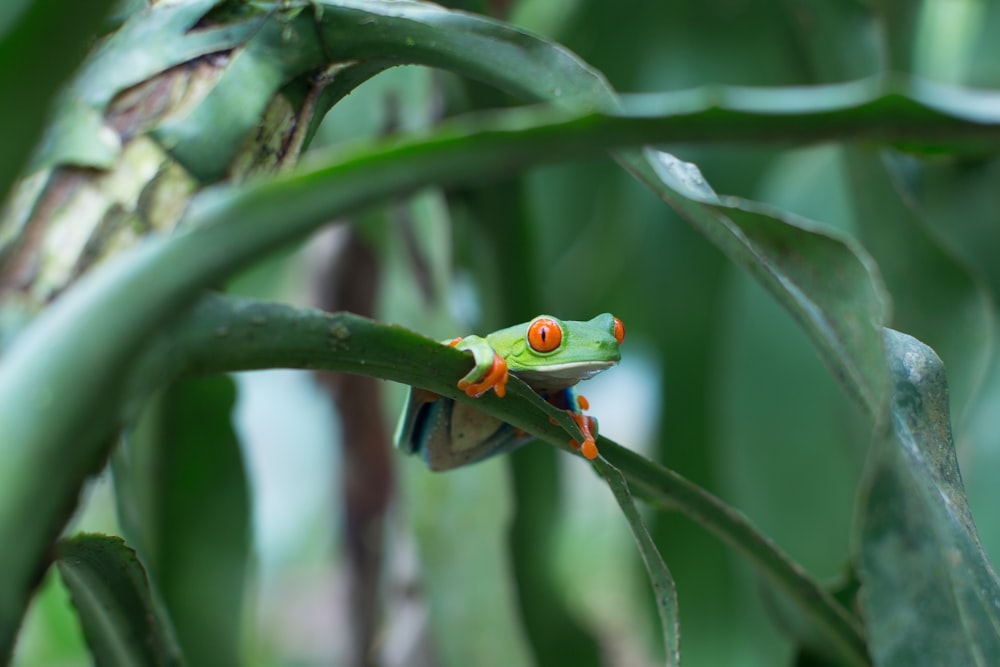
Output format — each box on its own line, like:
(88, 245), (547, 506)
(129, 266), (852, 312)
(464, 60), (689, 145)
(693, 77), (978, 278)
(163, 294), (867, 665)
(598, 436), (869, 667)
(858, 329), (1000, 666)
(55, 534), (184, 667)
(641, 149), (891, 411)
(596, 459), (681, 667)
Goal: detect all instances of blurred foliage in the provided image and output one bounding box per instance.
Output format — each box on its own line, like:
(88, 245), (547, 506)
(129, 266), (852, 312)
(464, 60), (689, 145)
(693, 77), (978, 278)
(2, 1), (1000, 667)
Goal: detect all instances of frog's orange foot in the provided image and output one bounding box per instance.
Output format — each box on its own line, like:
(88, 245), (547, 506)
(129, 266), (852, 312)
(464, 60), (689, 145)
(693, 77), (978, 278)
(457, 350), (509, 398)
(568, 411), (599, 460)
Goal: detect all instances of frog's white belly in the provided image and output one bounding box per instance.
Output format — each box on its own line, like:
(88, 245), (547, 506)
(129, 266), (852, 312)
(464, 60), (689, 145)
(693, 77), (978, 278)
(512, 359), (616, 392)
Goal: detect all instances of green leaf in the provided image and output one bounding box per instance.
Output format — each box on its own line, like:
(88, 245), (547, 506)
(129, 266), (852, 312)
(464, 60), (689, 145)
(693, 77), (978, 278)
(595, 459), (681, 667)
(0, 0), (118, 200)
(152, 10), (325, 182)
(858, 329), (1000, 666)
(643, 154), (892, 412)
(30, 0), (252, 172)
(55, 534), (184, 667)
(112, 376), (250, 667)
(711, 198), (889, 413)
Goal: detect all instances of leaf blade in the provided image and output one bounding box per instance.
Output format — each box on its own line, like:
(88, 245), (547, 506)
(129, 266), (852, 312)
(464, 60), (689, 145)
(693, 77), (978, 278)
(55, 534), (184, 667)
(858, 329), (1000, 666)
(595, 459), (681, 667)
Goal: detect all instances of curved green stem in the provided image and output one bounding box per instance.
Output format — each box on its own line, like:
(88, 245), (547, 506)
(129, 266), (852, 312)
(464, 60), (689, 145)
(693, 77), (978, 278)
(0, 105), (654, 653)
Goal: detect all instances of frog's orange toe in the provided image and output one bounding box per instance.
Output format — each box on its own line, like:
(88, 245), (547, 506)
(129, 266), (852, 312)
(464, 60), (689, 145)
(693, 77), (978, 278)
(457, 352), (509, 398)
(568, 412), (599, 460)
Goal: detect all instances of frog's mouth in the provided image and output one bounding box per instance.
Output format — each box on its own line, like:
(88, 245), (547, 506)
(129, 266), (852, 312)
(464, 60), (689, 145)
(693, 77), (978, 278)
(513, 359), (617, 392)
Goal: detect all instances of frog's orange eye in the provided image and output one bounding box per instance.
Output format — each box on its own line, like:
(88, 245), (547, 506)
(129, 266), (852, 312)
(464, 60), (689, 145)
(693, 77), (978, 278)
(613, 317), (626, 345)
(527, 318), (563, 353)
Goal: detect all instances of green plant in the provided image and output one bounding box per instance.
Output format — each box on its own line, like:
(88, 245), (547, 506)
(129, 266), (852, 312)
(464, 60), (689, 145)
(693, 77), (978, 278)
(2, 1), (999, 665)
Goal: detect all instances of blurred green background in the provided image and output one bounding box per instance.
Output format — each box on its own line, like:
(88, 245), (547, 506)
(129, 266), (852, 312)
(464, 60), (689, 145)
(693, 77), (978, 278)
(10, 0), (1000, 666)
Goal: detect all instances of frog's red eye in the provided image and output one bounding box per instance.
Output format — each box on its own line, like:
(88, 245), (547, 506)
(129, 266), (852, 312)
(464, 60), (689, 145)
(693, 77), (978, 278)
(527, 318), (563, 353)
(613, 317), (626, 345)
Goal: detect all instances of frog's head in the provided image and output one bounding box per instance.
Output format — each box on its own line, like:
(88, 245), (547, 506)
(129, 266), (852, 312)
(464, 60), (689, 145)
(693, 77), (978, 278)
(491, 313), (625, 392)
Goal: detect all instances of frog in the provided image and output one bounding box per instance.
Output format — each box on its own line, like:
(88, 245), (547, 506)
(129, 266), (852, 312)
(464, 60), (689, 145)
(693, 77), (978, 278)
(395, 313), (625, 471)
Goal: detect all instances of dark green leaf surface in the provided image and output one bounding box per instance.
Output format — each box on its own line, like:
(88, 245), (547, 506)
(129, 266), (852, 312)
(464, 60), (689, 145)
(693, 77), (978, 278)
(113, 377), (250, 667)
(55, 534), (184, 667)
(858, 329), (1000, 666)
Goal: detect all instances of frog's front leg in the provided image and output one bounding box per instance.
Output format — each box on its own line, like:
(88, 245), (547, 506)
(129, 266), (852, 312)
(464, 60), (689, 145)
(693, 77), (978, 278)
(448, 335), (509, 398)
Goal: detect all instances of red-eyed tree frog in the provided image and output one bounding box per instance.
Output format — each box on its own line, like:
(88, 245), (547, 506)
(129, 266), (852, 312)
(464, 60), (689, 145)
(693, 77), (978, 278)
(395, 314), (625, 471)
